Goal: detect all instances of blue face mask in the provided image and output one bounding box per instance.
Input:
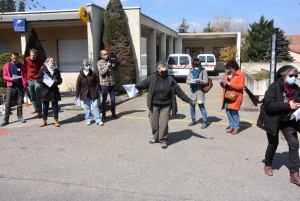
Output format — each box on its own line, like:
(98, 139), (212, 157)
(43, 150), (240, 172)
(50, 65), (55, 69)
(194, 67), (199, 70)
(85, 65), (91, 71)
(286, 76), (297, 85)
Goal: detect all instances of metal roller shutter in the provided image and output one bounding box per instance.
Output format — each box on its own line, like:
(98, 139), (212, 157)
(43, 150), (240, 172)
(0, 41), (9, 55)
(58, 39), (88, 72)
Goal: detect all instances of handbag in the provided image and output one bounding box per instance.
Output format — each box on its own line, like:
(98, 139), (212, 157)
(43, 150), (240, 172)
(225, 90), (238, 101)
(201, 70), (213, 93)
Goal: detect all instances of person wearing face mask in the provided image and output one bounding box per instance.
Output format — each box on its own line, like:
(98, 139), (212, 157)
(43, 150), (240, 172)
(135, 61), (194, 149)
(24, 49), (44, 117)
(75, 59), (103, 126)
(257, 65), (300, 186)
(219, 59), (245, 135)
(97, 50), (118, 119)
(37, 57), (62, 127)
(186, 58), (208, 129)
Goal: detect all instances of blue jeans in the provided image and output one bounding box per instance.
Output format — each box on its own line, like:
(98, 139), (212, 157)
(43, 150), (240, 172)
(28, 80), (42, 113)
(84, 97), (102, 123)
(226, 109), (240, 130)
(190, 104), (207, 122)
(101, 85), (116, 115)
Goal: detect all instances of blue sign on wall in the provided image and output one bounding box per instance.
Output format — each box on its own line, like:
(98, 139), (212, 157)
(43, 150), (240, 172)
(13, 18), (27, 33)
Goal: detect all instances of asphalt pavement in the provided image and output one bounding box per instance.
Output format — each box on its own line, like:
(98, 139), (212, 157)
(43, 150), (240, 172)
(0, 75), (299, 201)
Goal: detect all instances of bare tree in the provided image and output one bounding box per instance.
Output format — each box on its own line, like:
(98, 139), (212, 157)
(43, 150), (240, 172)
(212, 12), (249, 34)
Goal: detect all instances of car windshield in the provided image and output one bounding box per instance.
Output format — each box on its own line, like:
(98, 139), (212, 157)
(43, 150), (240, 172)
(179, 56), (189, 65)
(207, 56), (215, 62)
(199, 56), (206, 62)
(168, 56), (178, 65)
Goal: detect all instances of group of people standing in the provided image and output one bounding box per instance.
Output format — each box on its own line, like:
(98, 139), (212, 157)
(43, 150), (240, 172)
(2, 49), (299, 186)
(1, 49), (118, 128)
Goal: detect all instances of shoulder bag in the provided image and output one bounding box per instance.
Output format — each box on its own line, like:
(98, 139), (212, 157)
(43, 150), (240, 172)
(201, 70), (213, 93)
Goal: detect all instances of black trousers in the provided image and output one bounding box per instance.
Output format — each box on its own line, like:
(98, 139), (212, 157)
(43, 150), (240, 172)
(3, 86), (24, 122)
(265, 121), (299, 173)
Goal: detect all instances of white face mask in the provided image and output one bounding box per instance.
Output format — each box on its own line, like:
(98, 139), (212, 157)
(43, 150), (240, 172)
(103, 55), (108, 60)
(30, 57), (36, 61)
(194, 67), (199, 70)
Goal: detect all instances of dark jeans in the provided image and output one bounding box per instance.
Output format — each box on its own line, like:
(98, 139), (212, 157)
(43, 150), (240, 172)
(43, 101), (58, 120)
(101, 85), (116, 115)
(4, 87), (24, 122)
(265, 121), (299, 173)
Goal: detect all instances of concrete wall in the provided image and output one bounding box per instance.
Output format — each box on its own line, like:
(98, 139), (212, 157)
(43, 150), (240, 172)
(290, 52), (300, 62)
(241, 62), (300, 72)
(0, 28), (22, 53)
(182, 38), (236, 56)
(87, 4), (105, 74)
(124, 8), (142, 82)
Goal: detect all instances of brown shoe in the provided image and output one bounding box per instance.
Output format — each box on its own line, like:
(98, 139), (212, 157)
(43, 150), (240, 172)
(38, 113), (43, 117)
(31, 110), (37, 114)
(226, 128), (234, 133)
(40, 119), (47, 127)
(264, 165), (273, 176)
(290, 172), (300, 186)
(231, 130), (239, 135)
(54, 119), (60, 127)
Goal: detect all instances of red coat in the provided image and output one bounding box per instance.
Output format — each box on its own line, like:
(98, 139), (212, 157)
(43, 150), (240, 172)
(24, 56), (44, 80)
(220, 70), (245, 110)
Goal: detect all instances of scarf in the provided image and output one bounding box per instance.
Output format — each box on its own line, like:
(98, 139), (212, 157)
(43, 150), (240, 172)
(283, 80), (296, 102)
(190, 66), (203, 92)
(46, 64), (57, 76)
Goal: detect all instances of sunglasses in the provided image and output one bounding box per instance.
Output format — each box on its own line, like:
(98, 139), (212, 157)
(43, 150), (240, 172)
(288, 74), (298, 78)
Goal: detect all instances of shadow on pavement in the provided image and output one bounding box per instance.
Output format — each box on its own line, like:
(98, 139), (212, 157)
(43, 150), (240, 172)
(168, 129), (209, 146)
(59, 113), (85, 124)
(117, 109), (147, 117)
(261, 152), (289, 171)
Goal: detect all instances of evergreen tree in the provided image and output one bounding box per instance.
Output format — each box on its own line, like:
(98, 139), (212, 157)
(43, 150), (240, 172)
(103, 0), (135, 93)
(177, 18), (189, 33)
(203, 22), (213, 32)
(246, 15), (274, 62)
(24, 28), (47, 61)
(0, 0), (16, 12)
(264, 29), (294, 62)
(17, 0), (25, 12)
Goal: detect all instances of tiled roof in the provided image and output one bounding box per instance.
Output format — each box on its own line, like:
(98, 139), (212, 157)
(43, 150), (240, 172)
(286, 35), (300, 53)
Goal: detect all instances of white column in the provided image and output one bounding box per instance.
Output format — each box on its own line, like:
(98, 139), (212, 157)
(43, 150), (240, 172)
(236, 32), (241, 64)
(149, 29), (156, 73)
(174, 37), (182, 54)
(20, 32), (29, 54)
(168, 36), (173, 55)
(160, 33), (166, 61)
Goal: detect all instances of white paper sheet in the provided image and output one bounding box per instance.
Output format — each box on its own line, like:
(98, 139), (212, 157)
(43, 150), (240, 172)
(290, 108), (300, 121)
(75, 98), (81, 106)
(12, 74), (22, 79)
(122, 84), (139, 98)
(43, 72), (54, 87)
(219, 79), (227, 83)
(188, 78), (197, 83)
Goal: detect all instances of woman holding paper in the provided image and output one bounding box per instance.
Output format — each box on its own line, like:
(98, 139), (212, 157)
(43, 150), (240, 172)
(186, 58), (208, 129)
(257, 65), (300, 186)
(75, 59), (103, 126)
(219, 59), (245, 134)
(135, 60), (194, 149)
(37, 57), (62, 127)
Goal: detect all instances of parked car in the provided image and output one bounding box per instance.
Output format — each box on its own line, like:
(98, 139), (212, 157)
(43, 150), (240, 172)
(167, 54), (192, 78)
(198, 54), (217, 72)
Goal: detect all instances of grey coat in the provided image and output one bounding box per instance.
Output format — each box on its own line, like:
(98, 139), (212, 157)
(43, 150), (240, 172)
(186, 69), (208, 104)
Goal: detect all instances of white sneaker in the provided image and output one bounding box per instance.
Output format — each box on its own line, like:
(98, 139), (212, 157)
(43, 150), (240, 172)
(86, 122), (91, 125)
(98, 121), (104, 126)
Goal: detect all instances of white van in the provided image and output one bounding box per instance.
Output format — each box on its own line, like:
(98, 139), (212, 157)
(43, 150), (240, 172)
(198, 54), (217, 72)
(167, 54), (192, 78)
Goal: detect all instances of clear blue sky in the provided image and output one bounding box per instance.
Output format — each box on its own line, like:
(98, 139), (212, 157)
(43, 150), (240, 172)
(27, 0), (300, 35)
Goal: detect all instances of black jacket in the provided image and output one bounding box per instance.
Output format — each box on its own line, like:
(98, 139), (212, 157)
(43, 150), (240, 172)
(257, 79), (300, 135)
(37, 66), (62, 102)
(75, 69), (100, 101)
(135, 73), (191, 115)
